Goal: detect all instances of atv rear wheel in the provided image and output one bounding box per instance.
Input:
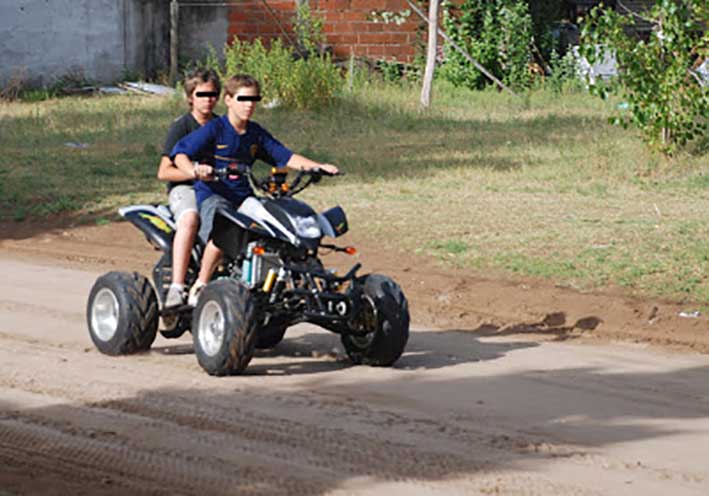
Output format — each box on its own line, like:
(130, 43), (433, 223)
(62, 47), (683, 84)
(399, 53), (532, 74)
(192, 279), (257, 375)
(341, 274), (409, 366)
(86, 271), (158, 355)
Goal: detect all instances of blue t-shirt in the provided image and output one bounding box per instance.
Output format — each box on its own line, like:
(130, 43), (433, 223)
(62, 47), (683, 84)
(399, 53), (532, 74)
(170, 115), (293, 206)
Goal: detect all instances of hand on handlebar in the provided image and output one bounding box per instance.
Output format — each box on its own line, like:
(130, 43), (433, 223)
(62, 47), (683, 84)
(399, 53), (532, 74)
(315, 163), (340, 176)
(193, 163), (214, 181)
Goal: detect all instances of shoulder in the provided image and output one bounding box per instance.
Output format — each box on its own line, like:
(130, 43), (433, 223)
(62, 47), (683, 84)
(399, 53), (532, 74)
(166, 113), (192, 134)
(205, 115), (227, 131)
(176, 112), (196, 127)
(248, 121), (272, 138)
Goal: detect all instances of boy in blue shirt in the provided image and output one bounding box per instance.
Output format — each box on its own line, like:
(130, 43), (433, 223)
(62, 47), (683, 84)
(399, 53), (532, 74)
(171, 74), (339, 305)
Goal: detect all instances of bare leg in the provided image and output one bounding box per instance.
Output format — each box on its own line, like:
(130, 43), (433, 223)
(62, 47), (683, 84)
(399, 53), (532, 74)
(172, 211), (199, 285)
(197, 240), (223, 285)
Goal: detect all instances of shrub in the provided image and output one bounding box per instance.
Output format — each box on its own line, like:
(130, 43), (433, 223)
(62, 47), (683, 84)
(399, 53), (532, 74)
(204, 4), (342, 111)
(0, 68), (28, 101)
(439, 0), (534, 90)
(220, 37), (342, 110)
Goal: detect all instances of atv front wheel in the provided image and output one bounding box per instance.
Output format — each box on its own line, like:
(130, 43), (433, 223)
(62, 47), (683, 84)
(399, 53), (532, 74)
(342, 274), (410, 366)
(86, 271), (159, 355)
(192, 279), (257, 375)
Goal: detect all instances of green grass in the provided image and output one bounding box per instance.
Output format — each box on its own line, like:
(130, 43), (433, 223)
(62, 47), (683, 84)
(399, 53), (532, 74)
(1, 82), (708, 302)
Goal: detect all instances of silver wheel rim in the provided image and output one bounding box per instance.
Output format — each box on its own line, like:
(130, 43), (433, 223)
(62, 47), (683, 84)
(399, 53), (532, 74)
(198, 300), (225, 357)
(91, 288), (119, 341)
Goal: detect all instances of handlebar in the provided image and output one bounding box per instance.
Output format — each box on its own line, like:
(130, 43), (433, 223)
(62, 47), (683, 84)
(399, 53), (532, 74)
(212, 163), (341, 198)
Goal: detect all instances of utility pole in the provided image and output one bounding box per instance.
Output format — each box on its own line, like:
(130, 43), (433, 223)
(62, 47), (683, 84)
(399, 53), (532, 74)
(420, 0), (439, 109)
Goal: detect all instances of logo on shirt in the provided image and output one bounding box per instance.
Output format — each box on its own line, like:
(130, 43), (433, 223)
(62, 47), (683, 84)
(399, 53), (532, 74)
(217, 144), (228, 149)
(250, 144), (259, 158)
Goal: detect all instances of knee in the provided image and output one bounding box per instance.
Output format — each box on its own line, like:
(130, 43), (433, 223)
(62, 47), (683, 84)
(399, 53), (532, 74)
(178, 211), (200, 232)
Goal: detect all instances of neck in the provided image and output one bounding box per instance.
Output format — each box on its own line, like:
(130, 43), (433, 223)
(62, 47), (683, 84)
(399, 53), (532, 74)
(228, 112), (248, 134)
(191, 109), (212, 125)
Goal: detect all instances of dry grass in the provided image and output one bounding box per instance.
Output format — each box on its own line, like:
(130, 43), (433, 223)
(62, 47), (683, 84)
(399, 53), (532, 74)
(1, 83), (708, 302)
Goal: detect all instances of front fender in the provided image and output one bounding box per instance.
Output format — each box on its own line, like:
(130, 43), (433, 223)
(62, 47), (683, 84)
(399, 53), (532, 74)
(318, 206), (348, 238)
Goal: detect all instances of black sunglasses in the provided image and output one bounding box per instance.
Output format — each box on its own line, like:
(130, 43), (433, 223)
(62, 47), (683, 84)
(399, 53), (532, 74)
(236, 95), (262, 102)
(194, 91), (219, 98)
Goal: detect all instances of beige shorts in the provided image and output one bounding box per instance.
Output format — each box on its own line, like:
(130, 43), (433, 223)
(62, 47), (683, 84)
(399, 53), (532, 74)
(168, 184), (198, 224)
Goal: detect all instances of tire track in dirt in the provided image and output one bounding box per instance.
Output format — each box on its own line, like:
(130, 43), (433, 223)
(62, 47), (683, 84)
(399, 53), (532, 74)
(0, 386), (605, 496)
(2, 331), (709, 492)
(3, 256), (709, 494)
(0, 336), (597, 495)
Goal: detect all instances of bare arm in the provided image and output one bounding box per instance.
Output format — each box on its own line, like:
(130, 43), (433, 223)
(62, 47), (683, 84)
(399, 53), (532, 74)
(173, 153), (214, 181)
(285, 153), (339, 175)
(157, 155), (194, 182)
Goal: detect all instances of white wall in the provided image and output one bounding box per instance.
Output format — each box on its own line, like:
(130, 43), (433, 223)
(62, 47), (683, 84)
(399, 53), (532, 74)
(0, 0), (229, 88)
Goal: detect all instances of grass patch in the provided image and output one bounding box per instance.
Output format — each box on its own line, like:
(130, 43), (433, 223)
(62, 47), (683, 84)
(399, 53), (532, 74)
(1, 82), (708, 302)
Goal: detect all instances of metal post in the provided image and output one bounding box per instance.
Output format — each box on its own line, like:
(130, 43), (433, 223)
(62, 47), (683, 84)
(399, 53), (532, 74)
(420, 0), (439, 108)
(170, 0), (179, 86)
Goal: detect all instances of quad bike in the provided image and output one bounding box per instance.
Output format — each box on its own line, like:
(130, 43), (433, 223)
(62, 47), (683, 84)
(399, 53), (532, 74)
(86, 164), (410, 375)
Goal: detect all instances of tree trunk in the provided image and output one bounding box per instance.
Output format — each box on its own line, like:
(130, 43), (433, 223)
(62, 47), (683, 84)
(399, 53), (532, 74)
(420, 0), (439, 109)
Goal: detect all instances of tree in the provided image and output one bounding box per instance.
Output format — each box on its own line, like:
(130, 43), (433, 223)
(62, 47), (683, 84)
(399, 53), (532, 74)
(580, 0), (708, 155)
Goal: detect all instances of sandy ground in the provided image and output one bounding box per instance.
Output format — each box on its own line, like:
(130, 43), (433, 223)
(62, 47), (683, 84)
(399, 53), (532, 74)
(1, 221), (709, 495)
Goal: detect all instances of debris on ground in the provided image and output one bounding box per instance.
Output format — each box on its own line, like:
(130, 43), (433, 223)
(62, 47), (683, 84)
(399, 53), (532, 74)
(678, 310), (701, 319)
(119, 82), (176, 96)
(64, 142), (90, 149)
(98, 86), (129, 95)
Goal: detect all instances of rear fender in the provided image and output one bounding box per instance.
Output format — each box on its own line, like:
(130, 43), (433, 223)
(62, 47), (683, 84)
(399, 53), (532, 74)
(119, 205), (175, 254)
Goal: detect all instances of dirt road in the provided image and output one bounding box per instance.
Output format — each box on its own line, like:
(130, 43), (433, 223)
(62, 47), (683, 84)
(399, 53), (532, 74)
(2, 253), (709, 496)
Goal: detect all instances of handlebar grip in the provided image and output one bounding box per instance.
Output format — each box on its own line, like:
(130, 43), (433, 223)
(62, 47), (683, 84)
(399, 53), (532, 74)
(311, 168), (341, 177)
(214, 163), (250, 180)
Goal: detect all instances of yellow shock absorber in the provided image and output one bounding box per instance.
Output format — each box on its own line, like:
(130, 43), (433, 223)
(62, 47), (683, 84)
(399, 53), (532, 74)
(262, 268), (278, 293)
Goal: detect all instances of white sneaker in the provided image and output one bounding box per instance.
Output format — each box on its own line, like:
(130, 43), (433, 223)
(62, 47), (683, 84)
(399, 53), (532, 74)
(165, 284), (186, 308)
(187, 280), (207, 306)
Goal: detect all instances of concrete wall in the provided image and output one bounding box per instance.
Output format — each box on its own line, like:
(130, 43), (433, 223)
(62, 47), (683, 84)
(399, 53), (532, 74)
(1, 0), (129, 87)
(0, 0), (228, 88)
(178, 1), (229, 63)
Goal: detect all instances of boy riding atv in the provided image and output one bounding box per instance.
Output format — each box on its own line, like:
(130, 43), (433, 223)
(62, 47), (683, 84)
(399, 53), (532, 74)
(171, 74), (338, 306)
(157, 68), (220, 308)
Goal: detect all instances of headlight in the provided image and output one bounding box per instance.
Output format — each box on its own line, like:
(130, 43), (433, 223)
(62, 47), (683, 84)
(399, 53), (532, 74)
(292, 216), (321, 238)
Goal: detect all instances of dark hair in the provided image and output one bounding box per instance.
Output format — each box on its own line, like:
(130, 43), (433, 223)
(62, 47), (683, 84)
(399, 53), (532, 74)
(183, 68), (221, 105)
(223, 74), (260, 97)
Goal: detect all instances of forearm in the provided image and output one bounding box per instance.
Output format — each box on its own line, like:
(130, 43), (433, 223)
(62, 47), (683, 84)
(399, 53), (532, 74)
(174, 153), (197, 179)
(157, 156), (194, 182)
(285, 153), (320, 171)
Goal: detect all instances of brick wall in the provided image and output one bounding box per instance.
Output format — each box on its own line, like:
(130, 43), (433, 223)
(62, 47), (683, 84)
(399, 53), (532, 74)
(227, 0), (423, 62)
